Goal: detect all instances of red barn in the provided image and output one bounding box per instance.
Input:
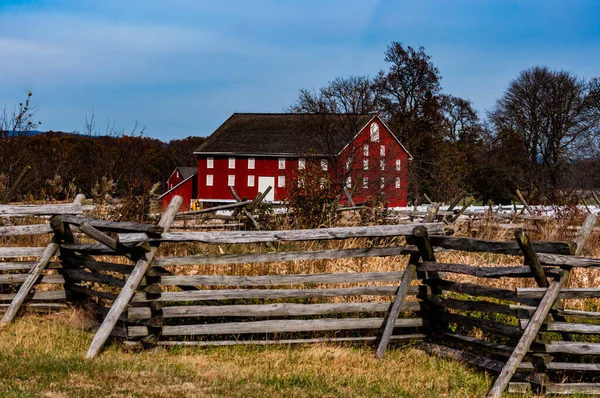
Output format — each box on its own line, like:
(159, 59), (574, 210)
(191, 113), (412, 207)
(158, 166), (198, 211)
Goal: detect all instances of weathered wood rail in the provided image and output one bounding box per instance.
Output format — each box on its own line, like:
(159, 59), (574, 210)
(3, 196), (600, 396)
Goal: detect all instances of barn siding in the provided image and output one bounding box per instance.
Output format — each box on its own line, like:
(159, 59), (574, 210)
(193, 116), (409, 207)
(197, 156), (299, 202)
(160, 176), (197, 211)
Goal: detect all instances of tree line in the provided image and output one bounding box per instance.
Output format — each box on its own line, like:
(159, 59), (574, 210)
(288, 42), (600, 204)
(0, 96), (204, 201)
(1, 41), (599, 204)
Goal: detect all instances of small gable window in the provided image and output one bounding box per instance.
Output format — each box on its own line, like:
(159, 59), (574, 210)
(228, 158), (235, 169)
(279, 158), (285, 169)
(207, 158), (214, 169)
(396, 159), (401, 171)
(248, 158), (255, 169)
(321, 159), (328, 171)
(370, 122), (379, 142)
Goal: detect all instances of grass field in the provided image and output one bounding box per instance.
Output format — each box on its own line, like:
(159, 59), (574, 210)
(0, 311), (499, 398)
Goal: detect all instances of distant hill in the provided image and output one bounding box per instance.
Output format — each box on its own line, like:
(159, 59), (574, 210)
(5, 130), (46, 136)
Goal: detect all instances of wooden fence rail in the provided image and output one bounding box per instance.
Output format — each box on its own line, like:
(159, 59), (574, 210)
(2, 198), (600, 396)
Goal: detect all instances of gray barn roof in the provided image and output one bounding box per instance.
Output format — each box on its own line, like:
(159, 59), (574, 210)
(194, 113), (376, 156)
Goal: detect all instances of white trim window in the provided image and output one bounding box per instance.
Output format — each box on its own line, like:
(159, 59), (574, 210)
(278, 176), (285, 188)
(396, 159), (401, 171)
(346, 158), (351, 170)
(248, 175), (255, 187)
(380, 145), (385, 157)
(298, 176), (305, 188)
(370, 122), (380, 142)
(380, 159), (385, 171)
(346, 176), (352, 188)
(207, 157), (214, 169)
(228, 157), (235, 169)
(380, 176), (385, 189)
(363, 177), (368, 189)
(279, 158), (285, 169)
(228, 175), (235, 187)
(206, 175), (213, 186)
(298, 158), (306, 170)
(363, 159), (369, 170)
(363, 144), (369, 157)
(395, 177), (401, 189)
(321, 159), (328, 171)
(248, 158), (255, 169)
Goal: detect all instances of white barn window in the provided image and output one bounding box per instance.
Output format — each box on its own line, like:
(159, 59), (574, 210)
(248, 175), (255, 187)
(363, 177), (368, 189)
(363, 159), (369, 170)
(395, 177), (401, 189)
(228, 175), (235, 186)
(206, 175), (213, 186)
(278, 176), (285, 187)
(363, 144), (369, 157)
(380, 145), (385, 156)
(228, 157), (235, 169)
(346, 176), (352, 188)
(321, 159), (328, 171)
(279, 158), (285, 169)
(380, 176), (385, 189)
(298, 158), (306, 170)
(370, 122), (379, 142)
(346, 158), (351, 170)
(396, 159), (401, 171)
(207, 157), (214, 169)
(248, 158), (255, 169)
(380, 159), (385, 171)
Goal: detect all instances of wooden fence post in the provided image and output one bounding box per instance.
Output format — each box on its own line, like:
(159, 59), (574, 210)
(573, 213), (598, 257)
(514, 229), (548, 288)
(487, 272), (568, 398)
(2, 165), (31, 203)
(375, 263), (416, 359)
(85, 195), (182, 359)
(516, 190), (534, 216)
(229, 186), (261, 229)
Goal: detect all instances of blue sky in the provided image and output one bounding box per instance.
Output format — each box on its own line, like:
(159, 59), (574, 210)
(1, 0), (599, 141)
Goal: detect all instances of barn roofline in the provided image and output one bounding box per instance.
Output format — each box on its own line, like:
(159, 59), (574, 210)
(157, 171), (197, 200)
(192, 151), (328, 157)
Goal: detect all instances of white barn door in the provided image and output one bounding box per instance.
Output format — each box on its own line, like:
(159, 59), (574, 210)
(258, 177), (275, 201)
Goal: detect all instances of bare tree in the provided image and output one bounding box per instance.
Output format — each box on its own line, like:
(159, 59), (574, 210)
(287, 76), (381, 114)
(488, 66), (600, 198)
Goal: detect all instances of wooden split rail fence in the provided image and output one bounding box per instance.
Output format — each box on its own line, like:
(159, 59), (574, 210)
(3, 195), (600, 396)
